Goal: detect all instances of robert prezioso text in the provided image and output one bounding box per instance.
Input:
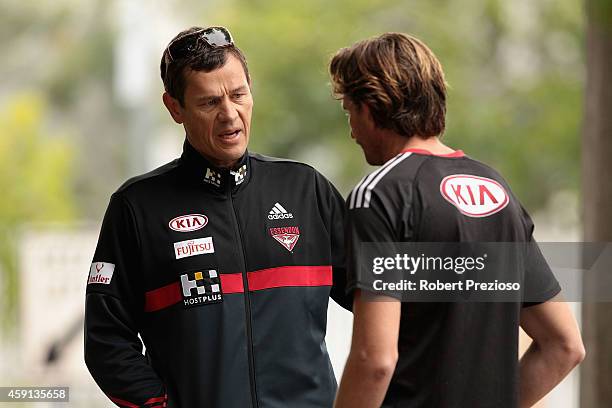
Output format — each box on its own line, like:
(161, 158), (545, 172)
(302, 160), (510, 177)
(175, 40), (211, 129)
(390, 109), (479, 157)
(373, 279), (521, 292)
(370, 253), (520, 293)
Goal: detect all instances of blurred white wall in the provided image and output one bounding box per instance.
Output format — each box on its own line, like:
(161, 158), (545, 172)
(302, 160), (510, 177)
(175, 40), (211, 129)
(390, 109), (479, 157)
(17, 225), (108, 407)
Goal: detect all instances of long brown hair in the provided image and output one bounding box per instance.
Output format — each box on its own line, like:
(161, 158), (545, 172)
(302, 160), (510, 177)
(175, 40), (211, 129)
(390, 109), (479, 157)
(330, 33), (447, 138)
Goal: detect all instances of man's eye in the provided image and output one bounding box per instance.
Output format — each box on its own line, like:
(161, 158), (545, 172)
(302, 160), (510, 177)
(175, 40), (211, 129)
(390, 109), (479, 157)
(207, 99), (218, 106)
(232, 93), (245, 99)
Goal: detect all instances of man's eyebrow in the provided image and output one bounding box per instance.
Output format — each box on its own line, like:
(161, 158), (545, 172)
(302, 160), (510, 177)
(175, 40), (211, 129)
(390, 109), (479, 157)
(195, 86), (248, 102)
(230, 85), (249, 94)
(196, 94), (221, 103)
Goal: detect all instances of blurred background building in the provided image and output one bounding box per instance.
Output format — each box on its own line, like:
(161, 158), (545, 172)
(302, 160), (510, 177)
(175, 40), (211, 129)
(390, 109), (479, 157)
(1, 0), (608, 406)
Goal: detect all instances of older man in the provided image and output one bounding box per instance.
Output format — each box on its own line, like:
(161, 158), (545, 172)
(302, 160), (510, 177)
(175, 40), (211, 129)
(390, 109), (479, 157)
(329, 32), (584, 408)
(85, 26), (350, 408)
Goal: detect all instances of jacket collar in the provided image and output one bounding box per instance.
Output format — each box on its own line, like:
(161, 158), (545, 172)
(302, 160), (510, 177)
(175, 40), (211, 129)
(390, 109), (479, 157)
(179, 139), (251, 193)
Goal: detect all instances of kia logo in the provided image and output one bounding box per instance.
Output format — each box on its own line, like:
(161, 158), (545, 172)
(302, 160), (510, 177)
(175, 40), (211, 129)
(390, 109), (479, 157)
(440, 174), (509, 217)
(169, 214), (208, 232)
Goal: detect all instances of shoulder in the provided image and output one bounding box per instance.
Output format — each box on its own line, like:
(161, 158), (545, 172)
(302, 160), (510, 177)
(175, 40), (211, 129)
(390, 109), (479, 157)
(114, 159), (181, 198)
(348, 152), (425, 210)
(422, 154), (510, 183)
(250, 151), (333, 182)
(250, 152), (316, 172)
(250, 152), (342, 205)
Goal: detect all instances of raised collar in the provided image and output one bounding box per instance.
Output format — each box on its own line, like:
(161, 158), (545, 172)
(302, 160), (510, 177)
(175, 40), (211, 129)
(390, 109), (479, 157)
(402, 148), (465, 158)
(179, 140), (251, 193)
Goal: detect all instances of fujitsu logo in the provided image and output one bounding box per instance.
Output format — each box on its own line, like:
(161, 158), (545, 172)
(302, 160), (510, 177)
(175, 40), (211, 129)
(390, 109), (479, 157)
(169, 214), (208, 232)
(174, 237), (215, 259)
(440, 174), (509, 217)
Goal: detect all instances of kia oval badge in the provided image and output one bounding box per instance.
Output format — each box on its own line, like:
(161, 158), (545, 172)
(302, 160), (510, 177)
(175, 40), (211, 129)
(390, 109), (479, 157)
(440, 174), (509, 217)
(169, 214), (208, 232)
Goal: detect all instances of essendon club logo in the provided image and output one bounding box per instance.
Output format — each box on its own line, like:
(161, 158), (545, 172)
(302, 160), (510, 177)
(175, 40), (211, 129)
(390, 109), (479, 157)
(169, 214), (208, 232)
(269, 226), (300, 252)
(180, 269), (223, 308)
(440, 174), (509, 217)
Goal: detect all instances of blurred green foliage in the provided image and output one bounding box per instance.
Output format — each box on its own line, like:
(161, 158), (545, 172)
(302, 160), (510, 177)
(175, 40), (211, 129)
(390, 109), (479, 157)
(0, 0), (584, 210)
(207, 0), (584, 208)
(588, 0), (612, 25)
(0, 94), (74, 222)
(0, 93), (76, 329)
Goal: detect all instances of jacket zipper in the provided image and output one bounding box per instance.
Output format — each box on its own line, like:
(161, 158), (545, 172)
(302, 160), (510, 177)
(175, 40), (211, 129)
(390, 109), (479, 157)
(228, 188), (259, 408)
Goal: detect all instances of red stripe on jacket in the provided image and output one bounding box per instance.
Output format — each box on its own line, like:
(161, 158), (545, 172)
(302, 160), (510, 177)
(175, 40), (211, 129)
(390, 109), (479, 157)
(144, 266), (332, 312)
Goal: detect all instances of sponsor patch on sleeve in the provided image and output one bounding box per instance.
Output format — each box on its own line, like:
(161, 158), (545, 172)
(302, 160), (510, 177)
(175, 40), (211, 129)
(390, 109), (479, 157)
(88, 262), (115, 285)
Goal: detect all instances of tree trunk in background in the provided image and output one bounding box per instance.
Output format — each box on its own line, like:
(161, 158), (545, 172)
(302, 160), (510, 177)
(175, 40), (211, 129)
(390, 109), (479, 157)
(581, 0), (612, 406)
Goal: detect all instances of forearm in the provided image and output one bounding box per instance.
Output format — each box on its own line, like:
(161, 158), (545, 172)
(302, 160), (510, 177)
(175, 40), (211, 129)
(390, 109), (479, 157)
(334, 352), (395, 408)
(519, 341), (584, 407)
(85, 293), (166, 407)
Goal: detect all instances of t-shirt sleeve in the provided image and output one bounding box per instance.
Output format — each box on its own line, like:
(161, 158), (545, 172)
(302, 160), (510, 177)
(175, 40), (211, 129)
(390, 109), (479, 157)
(345, 187), (402, 298)
(520, 206), (561, 307)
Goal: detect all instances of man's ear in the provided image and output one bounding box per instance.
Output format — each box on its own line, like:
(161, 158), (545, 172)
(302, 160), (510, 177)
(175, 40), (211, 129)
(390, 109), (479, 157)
(162, 92), (184, 124)
(247, 77), (254, 99)
(360, 103), (377, 131)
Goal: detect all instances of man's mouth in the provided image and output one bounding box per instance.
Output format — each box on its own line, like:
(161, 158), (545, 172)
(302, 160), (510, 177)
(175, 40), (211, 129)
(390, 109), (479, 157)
(218, 129), (242, 140)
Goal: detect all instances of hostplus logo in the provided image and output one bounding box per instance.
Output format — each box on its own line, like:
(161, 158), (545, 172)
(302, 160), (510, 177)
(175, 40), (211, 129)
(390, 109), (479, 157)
(203, 168), (221, 187)
(268, 202), (294, 220)
(180, 269), (223, 308)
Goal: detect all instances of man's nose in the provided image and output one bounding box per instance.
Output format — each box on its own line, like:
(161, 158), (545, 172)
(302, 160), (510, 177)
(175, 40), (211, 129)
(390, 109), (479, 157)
(218, 98), (238, 122)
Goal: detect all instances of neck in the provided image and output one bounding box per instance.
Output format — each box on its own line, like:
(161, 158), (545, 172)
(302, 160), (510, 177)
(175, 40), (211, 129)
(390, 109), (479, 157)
(382, 133), (454, 162)
(190, 145), (240, 169)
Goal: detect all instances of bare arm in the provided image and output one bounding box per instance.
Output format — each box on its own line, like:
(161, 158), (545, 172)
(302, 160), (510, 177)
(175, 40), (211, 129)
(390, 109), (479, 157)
(334, 290), (401, 408)
(519, 297), (585, 408)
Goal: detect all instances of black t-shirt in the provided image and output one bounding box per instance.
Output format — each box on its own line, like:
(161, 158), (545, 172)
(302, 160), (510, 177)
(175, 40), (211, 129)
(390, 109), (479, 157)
(345, 149), (560, 408)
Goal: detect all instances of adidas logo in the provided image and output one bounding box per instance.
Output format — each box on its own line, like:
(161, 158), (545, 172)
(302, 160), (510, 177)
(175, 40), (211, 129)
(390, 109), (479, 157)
(268, 202), (294, 220)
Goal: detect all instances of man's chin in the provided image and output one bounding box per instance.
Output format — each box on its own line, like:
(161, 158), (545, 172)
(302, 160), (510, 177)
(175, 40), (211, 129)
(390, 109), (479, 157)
(364, 152), (382, 166)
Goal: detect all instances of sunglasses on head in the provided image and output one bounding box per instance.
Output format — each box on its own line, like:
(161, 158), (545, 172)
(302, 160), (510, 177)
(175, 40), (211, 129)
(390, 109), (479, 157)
(163, 26), (234, 77)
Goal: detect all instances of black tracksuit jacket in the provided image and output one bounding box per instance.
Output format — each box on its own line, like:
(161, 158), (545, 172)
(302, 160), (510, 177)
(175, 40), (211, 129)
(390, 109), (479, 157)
(84, 141), (351, 408)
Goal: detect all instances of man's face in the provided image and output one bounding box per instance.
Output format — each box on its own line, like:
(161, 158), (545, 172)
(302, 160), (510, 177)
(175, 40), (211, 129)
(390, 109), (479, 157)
(342, 97), (382, 165)
(166, 55), (253, 168)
